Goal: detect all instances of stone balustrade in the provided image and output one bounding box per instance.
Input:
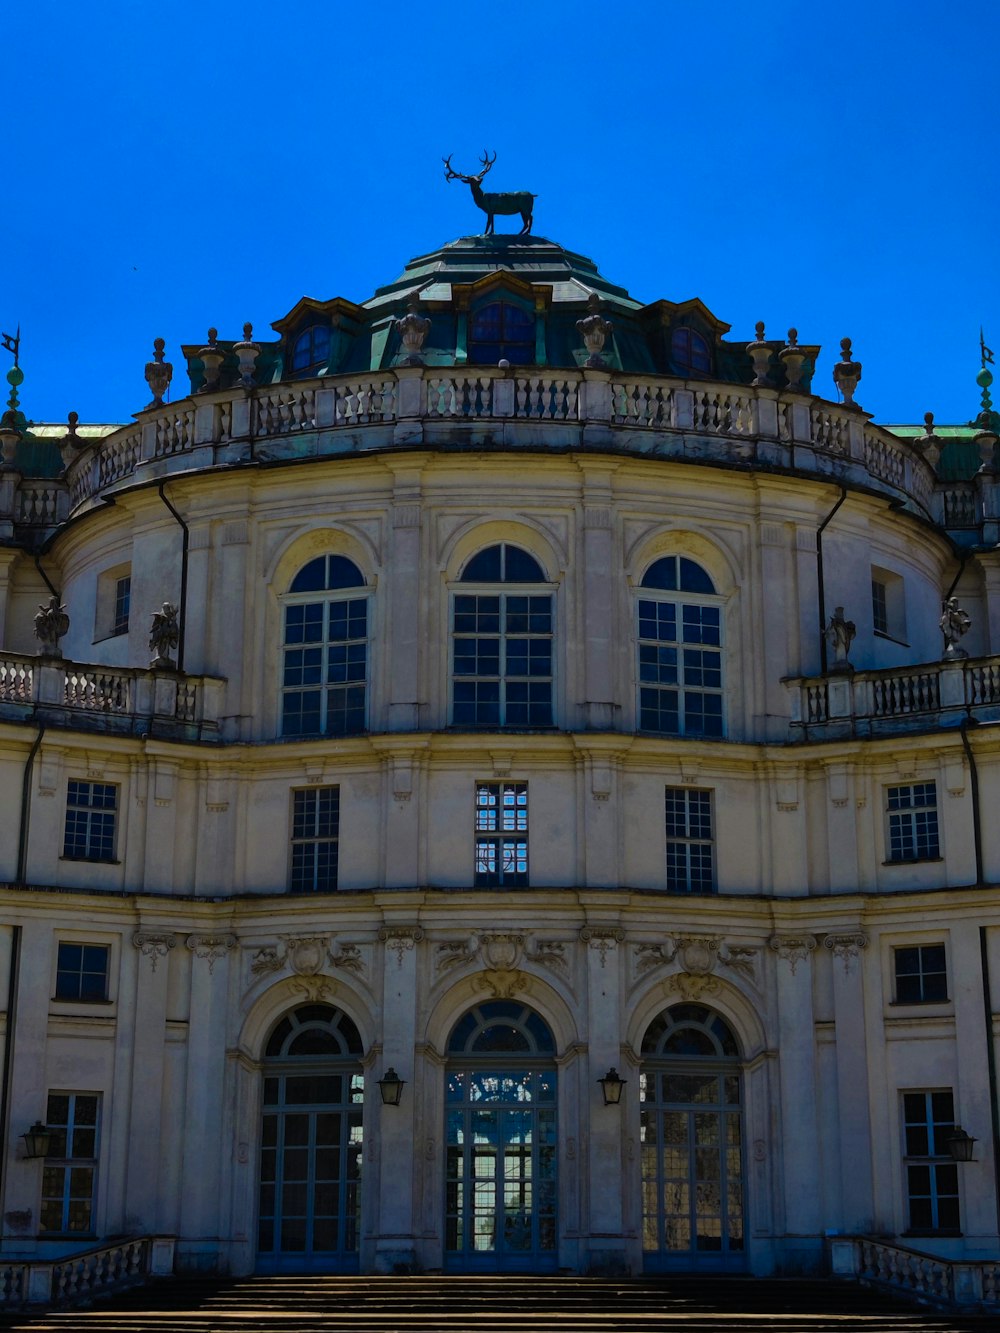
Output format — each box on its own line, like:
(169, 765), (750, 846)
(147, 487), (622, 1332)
(40, 367), (940, 523)
(787, 655), (1000, 737)
(0, 653), (225, 739)
(829, 1235), (1000, 1311)
(0, 1235), (176, 1309)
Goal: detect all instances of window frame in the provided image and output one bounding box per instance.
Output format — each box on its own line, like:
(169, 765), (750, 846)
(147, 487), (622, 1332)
(62, 780), (119, 863)
(636, 557), (725, 739)
(664, 786), (715, 894)
(288, 785), (341, 894)
(474, 781), (529, 888)
(884, 782), (940, 864)
(54, 942), (111, 1003)
(289, 324), (331, 375)
(901, 1088), (961, 1235)
(93, 561), (132, 643)
(892, 943), (948, 1005)
(871, 565), (907, 644)
(670, 326), (712, 377)
(40, 1091), (101, 1237)
(467, 299), (536, 367)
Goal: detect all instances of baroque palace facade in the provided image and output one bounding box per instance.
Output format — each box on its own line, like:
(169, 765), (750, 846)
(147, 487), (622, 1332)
(0, 230), (999, 1284)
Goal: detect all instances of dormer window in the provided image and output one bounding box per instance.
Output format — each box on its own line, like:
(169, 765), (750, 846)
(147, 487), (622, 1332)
(469, 302), (535, 366)
(291, 325), (331, 374)
(671, 326), (711, 377)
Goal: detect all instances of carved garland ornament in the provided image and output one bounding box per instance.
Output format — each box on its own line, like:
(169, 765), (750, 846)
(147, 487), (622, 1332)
(250, 936), (365, 980)
(634, 936), (759, 997)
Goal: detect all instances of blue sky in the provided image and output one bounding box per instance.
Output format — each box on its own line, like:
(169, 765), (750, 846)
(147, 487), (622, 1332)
(4, 1), (998, 426)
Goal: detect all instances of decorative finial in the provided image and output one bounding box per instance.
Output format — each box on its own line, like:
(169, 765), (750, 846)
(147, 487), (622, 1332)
(787, 328), (798, 346)
(1, 325), (20, 368)
(243, 322), (253, 341)
(924, 411), (934, 433)
(207, 328), (218, 346)
(755, 320), (765, 340)
(33, 595), (70, 659)
(144, 337), (173, 410)
(747, 321), (771, 387)
(780, 328), (806, 393)
(833, 336), (863, 410)
(234, 323), (261, 388)
(395, 295), (432, 366)
(197, 328), (225, 394)
(5, 364), (23, 414)
(577, 293), (614, 368)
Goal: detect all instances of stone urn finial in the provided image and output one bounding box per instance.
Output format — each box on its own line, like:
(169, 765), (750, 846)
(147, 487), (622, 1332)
(198, 328), (225, 393)
(34, 595), (70, 658)
(395, 295), (432, 365)
(833, 336), (863, 409)
(779, 327), (807, 393)
(144, 337), (173, 410)
(825, 606), (856, 673)
(747, 320), (772, 387)
(58, 411), (85, 470)
(0, 407), (21, 468)
(149, 601), (180, 670)
(234, 322), (261, 388)
(940, 597), (971, 660)
(577, 292), (614, 368)
(913, 410), (942, 471)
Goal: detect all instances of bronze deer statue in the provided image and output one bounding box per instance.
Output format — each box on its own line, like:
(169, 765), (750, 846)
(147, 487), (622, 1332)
(443, 151), (536, 235)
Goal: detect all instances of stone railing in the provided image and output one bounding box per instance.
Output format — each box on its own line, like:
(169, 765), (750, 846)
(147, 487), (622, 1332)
(787, 654), (1000, 736)
(829, 1235), (999, 1310)
(0, 653), (225, 738)
(1, 1235), (176, 1308)
(53, 367), (937, 521)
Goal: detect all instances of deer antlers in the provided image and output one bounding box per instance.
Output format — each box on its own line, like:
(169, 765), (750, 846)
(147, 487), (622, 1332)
(443, 150), (497, 183)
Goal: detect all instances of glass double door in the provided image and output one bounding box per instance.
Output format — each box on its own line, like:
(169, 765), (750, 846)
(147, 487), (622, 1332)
(640, 1066), (745, 1271)
(257, 1068), (363, 1272)
(445, 1065), (557, 1270)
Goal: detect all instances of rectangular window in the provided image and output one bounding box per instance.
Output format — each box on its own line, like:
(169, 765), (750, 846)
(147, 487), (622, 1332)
(872, 578), (888, 636)
(290, 786), (340, 892)
(453, 594), (553, 728)
(902, 1090), (960, 1233)
(40, 1092), (100, 1235)
(112, 576), (131, 637)
(894, 944), (948, 1004)
(475, 782), (528, 887)
(871, 565), (906, 642)
(638, 598), (723, 738)
(63, 781), (118, 862)
(665, 787), (714, 893)
(55, 943), (110, 1002)
(886, 783), (939, 862)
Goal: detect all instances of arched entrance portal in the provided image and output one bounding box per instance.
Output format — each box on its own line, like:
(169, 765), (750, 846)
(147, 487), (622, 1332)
(640, 1003), (746, 1272)
(444, 1000), (557, 1271)
(256, 1004), (363, 1273)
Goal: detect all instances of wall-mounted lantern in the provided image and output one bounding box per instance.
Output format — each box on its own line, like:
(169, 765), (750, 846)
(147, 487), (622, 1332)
(21, 1122), (51, 1159)
(946, 1126), (977, 1162)
(598, 1067), (625, 1106)
(377, 1068), (405, 1107)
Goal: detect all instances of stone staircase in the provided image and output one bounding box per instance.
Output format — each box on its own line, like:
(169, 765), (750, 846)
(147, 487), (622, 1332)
(0, 1275), (993, 1332)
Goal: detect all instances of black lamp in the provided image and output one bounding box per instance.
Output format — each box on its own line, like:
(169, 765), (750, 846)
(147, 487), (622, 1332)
(598, 1067), (625, 1106)
(945, 1126), (977, 1162)
(377, 1067), (405, 1106)
(21, 1121), (51, 1159)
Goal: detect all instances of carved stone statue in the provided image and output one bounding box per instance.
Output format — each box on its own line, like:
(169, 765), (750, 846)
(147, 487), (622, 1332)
(443, 151), (536, 236)
(825, 606), (856, 672)
(34, 595), (70, 657)
(577, 294), (613, 368)
(940, 597), (971, 660)
(395, 296), (432, 365)
(149, 602), (179, 669)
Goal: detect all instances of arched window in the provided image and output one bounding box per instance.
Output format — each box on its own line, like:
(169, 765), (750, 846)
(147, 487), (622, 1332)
(469, 302), (535, 365)
(452, 543), (553, 727)
(447, 1000), (556, 1057)
(637, 555), (723, 738)
(671, 327), (711, 377)
(640, 1005), (744, 1268)
(291, 325), (331, 374)
(281, 554), (368, 738)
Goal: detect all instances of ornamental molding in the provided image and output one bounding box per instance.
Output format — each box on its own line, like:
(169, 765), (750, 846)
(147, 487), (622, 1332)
(768, 934), (818, 975)
(249, 936), (366, 980)
(378, 926), (424, 968)
(634, 936), (758, 987)
(434, 932), (568, 988)
(823, 932), (869, 973)
(579, 926), (625, 968)
(186, 933), (237, 974)
(133, 932), (177, 973)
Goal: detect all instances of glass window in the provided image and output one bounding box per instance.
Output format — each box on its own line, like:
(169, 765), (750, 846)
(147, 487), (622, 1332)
(638, 558), (723, 738)
(291, 325), (331, 374)
(55, 943), (110, 1002)
(665, 788), (714, 893)
(453, 544), (553, 728)
(671, 326), (711, 376)
(475, 782), (528, 888)
(281, 557), (368, 738)
(894, 944), (948, 1003)
(290, 787), (340, 893)
(63, 781), (118, 862)
(902, 1090), (960, 1233)
(872, 566), (906, 642)
(886, 783), (939, 862)
(40, 1092), (100, 1235)
(112, 576), (130, 637)
(469, 302), (535, 366)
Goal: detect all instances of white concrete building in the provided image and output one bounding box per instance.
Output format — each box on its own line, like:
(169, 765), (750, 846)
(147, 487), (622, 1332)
(0, 232), (999, 1284)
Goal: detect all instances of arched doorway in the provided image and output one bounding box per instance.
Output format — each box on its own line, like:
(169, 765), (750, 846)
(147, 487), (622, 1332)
(256, 1004), (363, 1273)
(444, 1000), (557, 1271)
(640, 1003), (746, 1271)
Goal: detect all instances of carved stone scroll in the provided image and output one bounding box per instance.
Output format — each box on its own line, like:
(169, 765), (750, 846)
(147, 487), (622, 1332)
(186, 933), (237, 974)
(769, 934), (817, 976)
(823, 932), (869, 974)
(133, 932), (177, 973)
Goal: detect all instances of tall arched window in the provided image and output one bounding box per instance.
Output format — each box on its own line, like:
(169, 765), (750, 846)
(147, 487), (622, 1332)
(639, 1004), (745, 1270)
(452, 543), (553, 728)
(637, 555), (723, 738)
(281, 554), (368, 737)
